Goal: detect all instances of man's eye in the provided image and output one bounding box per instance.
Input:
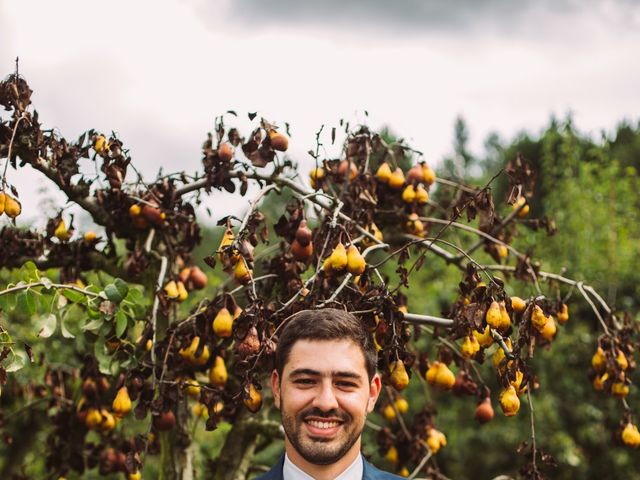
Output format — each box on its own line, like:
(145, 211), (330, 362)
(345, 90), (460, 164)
(336, 381), (357, 388)
(294, 379), (315, 385)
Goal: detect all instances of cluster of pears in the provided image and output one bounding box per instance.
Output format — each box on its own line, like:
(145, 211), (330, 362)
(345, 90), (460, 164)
(164, 265), (209, 303)
(291, 219), (313, 262)
(530, 304), (564, 342)
(128, 199), (166, 229)
(0, 191), (21, 219)
(217, 226), (253, 285)
(591, 345), (632, 398)
(498, 370), (528, 417)
(425, 426), (447, 454)
(512, 196), (530, 217)
(77, 380), (131, 434)
(322, 242), (366, 276)
(179, 336), (210, 367)
(381, 396), (409, 421)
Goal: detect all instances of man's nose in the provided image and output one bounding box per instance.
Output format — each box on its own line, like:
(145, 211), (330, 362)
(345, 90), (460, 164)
(312, 381), (339, 411)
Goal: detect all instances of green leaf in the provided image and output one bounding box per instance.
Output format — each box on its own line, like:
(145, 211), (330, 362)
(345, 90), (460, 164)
(126, 287), (145, 304)
(104, 283), (125, 304)
(115, 310), (127, 338)
(94, 340), (111, 375)
(60, 315), (75, 339)
(114, 278), (129, 298)
(16, 291), (36, 316)
(5, 350), (27, 372)
(82, 318), (104, 333)
(63, 288), (85, 304)
(36, 314), (57, 338)
(20, 261), (40, 283)
(0, 292), (17, 312)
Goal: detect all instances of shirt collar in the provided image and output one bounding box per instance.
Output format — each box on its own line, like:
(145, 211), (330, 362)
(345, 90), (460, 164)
(283, 453), (364, 480)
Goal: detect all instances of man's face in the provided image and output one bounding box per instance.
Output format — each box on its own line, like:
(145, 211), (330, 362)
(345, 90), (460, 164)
(271, 339), (381, 465)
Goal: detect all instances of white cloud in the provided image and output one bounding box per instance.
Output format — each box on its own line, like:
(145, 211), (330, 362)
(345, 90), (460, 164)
(1, 0), (639, 227)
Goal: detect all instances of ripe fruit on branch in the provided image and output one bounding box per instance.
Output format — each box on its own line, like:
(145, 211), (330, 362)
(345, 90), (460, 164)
(244, 383), (263, 412)
(309, 167), (325, 186)
(213, 307), (234, 338)
(94, 134), (107, 154)
(511, 296), (526, 314)
(291, 239), (313, 262)
(4, 194), (21, 218)
(375, 162), (392, 182)
(498, 301), (511, 332)
(112, 386), (132, 417)
(531, 305), (548, 331)
(496, 244), (508, 260)
(415, 184), (429, 204)
(616, 349), (629, 371)
(268, 130), (288, 151)
(323, 242), (348, 273)
(294, 219), (313, 246)
(485, 301), (502, 329)
(385, 446), (398, 465)
(217, 227), (235, 262)
(84, 231), (97, 242)
(592, 347), (606, 372)
(622, 422), (640, 448)
(164, 280), (179, 299)
(176, 281), (188, 302)
(499, 385), (520, 416)
(612, 380), (629, 398)
(154, 410), (176, 431)
(593, 372), (608, 391)
(85, 408), (103, 429)
(189, 266), (208, 289)
(389, 360), (410, 391)
(492, 338), (512, 370)
(402, 185), (416, 203)
(461, 335), (480, 359)
(234, 257), (252, 285)
(362, 222), (383, 246)
(510, 370), (527, 395)
(513, 196), (529, 217)
(388, 168), (405, 190)
(426, 361), (456, 390)
(421, 163), (436, 186)
(404, 213), (425, 236)
(473, 325), (493, 348)
(338, 159), (358, 180)
(395, 397), (409, 414)
(54, 219), (70, 241)
(406, 164), (424, 183)
(475, 397), (494, 424)
(540, 316), (557, 341)
(179, 336), (210, 367)
(0, 192), (5, 215)
(184, 378), (201, 399)
(426, 427), (447, 454)
(382, 404), (396, 421)
(346, 245), (366, 275)
(192, 402), (209, 419)
(209, 356), (228, 387)
(218, 142), (234, 162)
(128, 471), (142, 480)
(141, 202), (166, 226)
(237, 326), (261, 358)
(557, 303), (569, 324)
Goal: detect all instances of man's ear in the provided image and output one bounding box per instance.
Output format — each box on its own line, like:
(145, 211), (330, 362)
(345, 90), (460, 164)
(367, 372), (382, 414)
(271, 369), (281, 409)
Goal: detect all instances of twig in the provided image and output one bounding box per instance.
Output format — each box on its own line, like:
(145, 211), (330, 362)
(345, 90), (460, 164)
(0, 281), (103, 298)
(526, 389), (538, 475)
(3, 113), (30, 186)
(150, 256), (169, 375)
(403, 313), (453, 328)
(409, 446), (433, 480)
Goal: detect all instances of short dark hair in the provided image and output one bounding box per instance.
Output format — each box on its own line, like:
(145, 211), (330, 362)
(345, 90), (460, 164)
(275, 308), (378, 380)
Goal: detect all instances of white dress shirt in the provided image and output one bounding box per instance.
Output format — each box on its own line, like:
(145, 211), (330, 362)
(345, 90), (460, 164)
(283, 452), (364, 480)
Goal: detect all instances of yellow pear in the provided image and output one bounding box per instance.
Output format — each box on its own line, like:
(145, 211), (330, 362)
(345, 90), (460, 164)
(176, 281), (188, 302)
(209, 356), (228, 387)
(4, 194), (21, 218)
(234, 258), (252, 284)
(54, 219), (69, 241)
(389, 360), (410, 391)
(415, 184), (429, 204)
(531, 305), (548, 331)
(112, 386), (132, 417)
(164, 280), (179, 299)
(421, 163), (436, 186)
(401, 185), (416, 203)
(346, 245), (366, 275)
(473, 325), (494, 348)
(557, 303), (569, 324)
(498, 301), (511, 332)
(0, 192), (5, 215)
(485, 301), (502, 329)
(621, 422), (640, 448)
(388, 168), (405, 189)
(375, 162), (392, 182)
(461, 335), (480, 359)
(329, 242), (348, 271)
(426, 427), (447, 454)
(511, 296), (526, 313)
(244, 383), (263, 412)
(499, 385), (520, 416)
(213, 307), (234, 338)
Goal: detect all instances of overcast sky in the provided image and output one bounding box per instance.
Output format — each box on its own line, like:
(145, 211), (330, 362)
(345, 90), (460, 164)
(1, 0), (639, 226)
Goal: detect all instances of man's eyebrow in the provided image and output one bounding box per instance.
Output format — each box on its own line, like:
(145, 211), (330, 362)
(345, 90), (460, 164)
(288, 368), (363, 380)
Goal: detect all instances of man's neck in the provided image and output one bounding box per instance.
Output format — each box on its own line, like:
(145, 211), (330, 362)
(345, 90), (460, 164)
(284, 438), (362, 480)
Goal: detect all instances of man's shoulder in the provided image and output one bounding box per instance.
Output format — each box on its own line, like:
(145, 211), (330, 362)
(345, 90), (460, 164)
(363, 458), (405, 479)
(253, 455), (284, 480)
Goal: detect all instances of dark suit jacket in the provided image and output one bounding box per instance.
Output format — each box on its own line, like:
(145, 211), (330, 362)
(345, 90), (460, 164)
(255, 455), (403, 479)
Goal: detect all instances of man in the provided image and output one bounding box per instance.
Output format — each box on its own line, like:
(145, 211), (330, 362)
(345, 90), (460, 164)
(257, 308), (403, 480)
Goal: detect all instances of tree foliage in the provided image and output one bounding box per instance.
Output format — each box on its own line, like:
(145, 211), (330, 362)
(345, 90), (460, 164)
(0, 73), (638, 480)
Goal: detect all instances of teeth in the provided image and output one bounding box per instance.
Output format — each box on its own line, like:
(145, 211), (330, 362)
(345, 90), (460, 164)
(307, 420), (340, 429)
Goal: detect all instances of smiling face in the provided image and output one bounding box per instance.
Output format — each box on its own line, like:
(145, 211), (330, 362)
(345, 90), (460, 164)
(271, 339), (381, 467)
